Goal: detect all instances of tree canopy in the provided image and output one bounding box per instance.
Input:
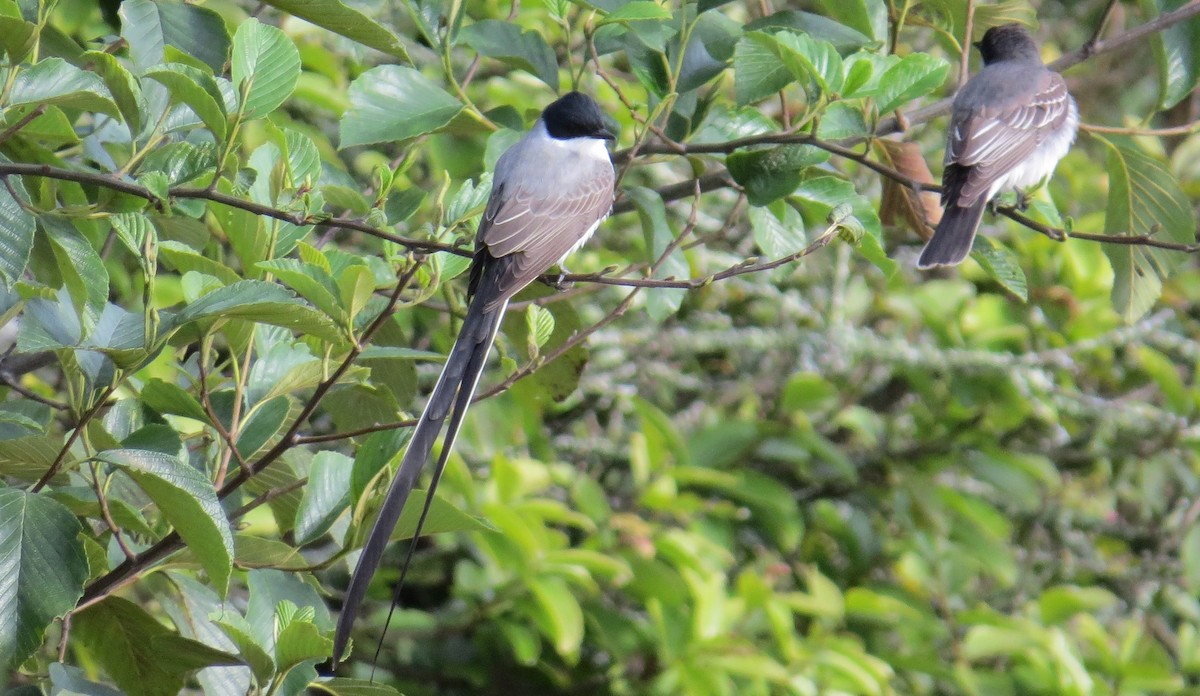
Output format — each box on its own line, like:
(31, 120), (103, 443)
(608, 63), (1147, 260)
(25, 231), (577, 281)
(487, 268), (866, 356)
(4, 0), (1200, 694)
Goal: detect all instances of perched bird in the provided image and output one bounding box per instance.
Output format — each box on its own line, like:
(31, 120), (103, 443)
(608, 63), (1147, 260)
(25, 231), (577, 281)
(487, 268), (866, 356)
(333, 92), (616, 664)
(918, 23), (1079, 268)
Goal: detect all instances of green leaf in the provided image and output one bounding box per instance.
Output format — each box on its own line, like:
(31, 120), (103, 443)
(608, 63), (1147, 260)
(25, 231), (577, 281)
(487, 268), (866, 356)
(211, 179), (269, 274)
(143, 143), (218, 185)
(274, 620), (332, 675)
(733, 33), (794, 105)
(234, 534), (308, 570)
(0, 489), (87, 669)
(212, 617), (276, 684)
(745, 11), (873, 53)
(919, 0), (1035, 39)
(308, 677), (404, 696)
(1, 105), (79, 145)
(793, 174), (882, 240)
(676, 10), (740, 93)
(767, 30), (844, 95)
(1143, 0), (1200, 109)
(256, 259), (345, 323)
(970, 236), (1028, 302)
(873, 52), (949, 113)
(0, 435), (62, 481)
(294, 452), (353, 545)
(1100, 137), (1196, 321)
(461, 20), (560, 90)
(163, 573), (256, 696)
(47, 663), (126, 696)
(813, 0), (886, 42)
(748, 201), (806, 259)
(501, 291), (589, 401)
(72, 596), (241, 696)
(727, 145), (829, 206)
(173, 279), (342, 342)
(525, 304), (555, 350)
(144, 63), (228, 140)
(0, 15), (35, 64)
(1038, 585), (1118, 624)
(357, 346), (446, 361)
(528, 576), (584, 662)
(7, 58), (119, 116)
(158, 242), (241, 286)
(233, 395), (292, 458)
(598, 1), (673, 24)
(0, 167), (34, 288)
(232, 19), (301, 119)
(140, 378), (210, 422)
(257, 0), (409, 61)
(339, 65), (463, 148)
(627, 187), (687, 321)
(96, 448), (235, 595)
(81, 51), (143, 133)
(246, 569), (333, 645)
(962, 624), (1039, 660)
(118, 0), (230, 72)
(354, 488), (491, 545)
(350, 429), (409, 504)
(41, 217), (108, 336)
(816, 101), (869, 140)
(337, 264), (376, 323)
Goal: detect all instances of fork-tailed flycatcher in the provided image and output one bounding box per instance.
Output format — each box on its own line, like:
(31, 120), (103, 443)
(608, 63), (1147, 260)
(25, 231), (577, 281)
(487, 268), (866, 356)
(918, 23), (1078, 268)
(332, 92), (616, 664)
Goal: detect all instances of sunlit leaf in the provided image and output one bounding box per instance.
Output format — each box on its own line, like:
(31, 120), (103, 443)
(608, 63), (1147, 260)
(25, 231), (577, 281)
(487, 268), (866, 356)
(339, 66), (463, 148)
(232, 19), (301, 119)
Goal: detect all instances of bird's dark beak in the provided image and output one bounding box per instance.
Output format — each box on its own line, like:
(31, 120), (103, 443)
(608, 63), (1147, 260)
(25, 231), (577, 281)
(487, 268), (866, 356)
(972, 40), (982, 49)
(598, 128), (616, 141)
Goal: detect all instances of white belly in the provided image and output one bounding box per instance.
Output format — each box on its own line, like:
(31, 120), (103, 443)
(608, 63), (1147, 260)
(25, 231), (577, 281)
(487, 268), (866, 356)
(990, 98), (1080, 197)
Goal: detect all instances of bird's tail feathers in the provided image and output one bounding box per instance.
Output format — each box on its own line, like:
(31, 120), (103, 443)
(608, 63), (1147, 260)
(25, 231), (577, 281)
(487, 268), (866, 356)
(332, 295), (507, 665)
(918, 197), (988, 268)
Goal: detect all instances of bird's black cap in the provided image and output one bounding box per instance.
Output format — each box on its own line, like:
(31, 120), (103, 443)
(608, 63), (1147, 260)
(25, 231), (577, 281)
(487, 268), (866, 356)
(541, 91), (615, 141)
(974, 23), (1042, 65)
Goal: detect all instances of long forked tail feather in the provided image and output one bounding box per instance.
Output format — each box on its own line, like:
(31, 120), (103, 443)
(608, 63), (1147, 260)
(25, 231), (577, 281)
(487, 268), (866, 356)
(918, 197), (988, 269)
(332, 292), (508, 665)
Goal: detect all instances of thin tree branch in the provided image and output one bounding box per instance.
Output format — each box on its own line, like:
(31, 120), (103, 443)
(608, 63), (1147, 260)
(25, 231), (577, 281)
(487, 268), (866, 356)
(228, 477), (309, 521)
(1080, 121), (1200, 136)
(0, 163), (467, 257)
(0, 104), (46, 145)
(32, 385), (117, 492)
(90, 464), (137, 562)
(959, 0), (975, 86)
(196, 338), (251, 489)
(0, 357), (67, 409)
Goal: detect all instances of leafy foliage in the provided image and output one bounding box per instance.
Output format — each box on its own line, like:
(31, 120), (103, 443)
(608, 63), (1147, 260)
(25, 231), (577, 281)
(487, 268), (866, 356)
(3, 1), (1200, 695)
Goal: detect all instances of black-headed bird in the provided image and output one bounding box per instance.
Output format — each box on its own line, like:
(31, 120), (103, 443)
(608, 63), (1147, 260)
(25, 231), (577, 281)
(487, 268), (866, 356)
(333, 92), (616, 664)
(919, 23), (1078, 268)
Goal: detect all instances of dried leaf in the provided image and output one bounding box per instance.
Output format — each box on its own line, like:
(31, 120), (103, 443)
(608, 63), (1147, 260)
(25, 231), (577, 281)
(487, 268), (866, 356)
(875, 140), (942, 241)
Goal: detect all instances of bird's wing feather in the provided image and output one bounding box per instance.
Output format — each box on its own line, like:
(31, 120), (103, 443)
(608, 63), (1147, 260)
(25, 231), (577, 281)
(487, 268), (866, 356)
(946, 71), (1072, 205)
(479, 159), (614, 295)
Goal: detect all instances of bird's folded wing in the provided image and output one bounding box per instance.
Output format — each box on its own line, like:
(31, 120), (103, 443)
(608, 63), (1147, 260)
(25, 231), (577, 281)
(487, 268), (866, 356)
(947, 72), (1072, 205)
(479, 163), (614, 290)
